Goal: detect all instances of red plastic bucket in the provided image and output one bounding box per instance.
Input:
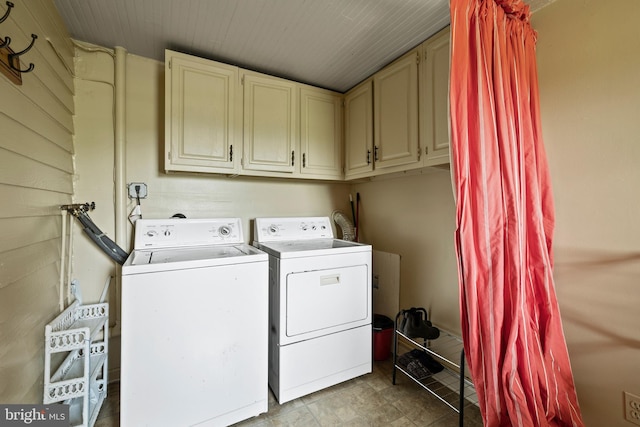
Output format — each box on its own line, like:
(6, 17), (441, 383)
(373, 314), (394, 361)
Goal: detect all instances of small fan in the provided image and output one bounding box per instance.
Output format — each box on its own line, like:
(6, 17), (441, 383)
(331, 210), (356, 241)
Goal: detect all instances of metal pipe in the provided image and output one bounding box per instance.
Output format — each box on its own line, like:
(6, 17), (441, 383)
(67, 213), (74, 305)
(59, 210), (67, 312)
(112, 46), (127, 335)
(114, 46), (127, 249)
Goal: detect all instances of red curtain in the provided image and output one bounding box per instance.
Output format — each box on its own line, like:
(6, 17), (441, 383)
(449, 1), (584, 426)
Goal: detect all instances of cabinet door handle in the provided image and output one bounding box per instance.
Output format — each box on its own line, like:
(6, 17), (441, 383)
(291, 150), (295, 166)
(374, 146), (379, 161)
(366, 149), (371, 165)
(302, 153), (306, 168)
(229, 145), (233, 162)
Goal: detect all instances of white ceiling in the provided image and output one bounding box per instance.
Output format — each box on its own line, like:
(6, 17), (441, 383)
(53, 0), (555, 93)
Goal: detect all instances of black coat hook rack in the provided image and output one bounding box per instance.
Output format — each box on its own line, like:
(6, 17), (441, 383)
(1, 1), (38, 85)
(0, 1), (12, 24)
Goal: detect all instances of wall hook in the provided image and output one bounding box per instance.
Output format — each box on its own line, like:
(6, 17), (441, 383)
(9, 33), (36, 73)
(0, 1), (13, 48)
(0, 2), (13, 25)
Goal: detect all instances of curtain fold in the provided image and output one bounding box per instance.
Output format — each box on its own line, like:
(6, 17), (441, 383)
(449, 1), (584, 426)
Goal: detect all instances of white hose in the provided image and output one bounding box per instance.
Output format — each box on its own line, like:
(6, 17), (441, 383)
(331, 210), (356, 241)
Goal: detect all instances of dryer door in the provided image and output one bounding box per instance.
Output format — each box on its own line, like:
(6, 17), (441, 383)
(286, 264), (369, 338)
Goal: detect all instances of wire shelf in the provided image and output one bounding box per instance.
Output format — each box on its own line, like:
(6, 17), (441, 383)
(392, 309), (478, 426)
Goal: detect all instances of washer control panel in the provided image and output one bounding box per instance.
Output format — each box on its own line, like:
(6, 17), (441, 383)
(254, 217), (334, 242)
(134, 218), (244, 249)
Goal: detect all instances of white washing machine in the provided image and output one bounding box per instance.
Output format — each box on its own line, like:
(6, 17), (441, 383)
(253, 216), (372, 404)
(120, 218), (268, 427)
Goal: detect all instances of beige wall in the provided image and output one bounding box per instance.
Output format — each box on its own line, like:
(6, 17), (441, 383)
(352, 170), (459, 333)
(0, 0), (75, 403)
(72, 47), (119, 306)
(533, 1), (640, 425)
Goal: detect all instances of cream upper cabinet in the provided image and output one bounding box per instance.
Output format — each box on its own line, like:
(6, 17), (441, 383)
(241, 71), (298, 174)
(299, 86), (343, 179)
(420, 27), (451, 166)
(165, 50), (241, 174)
(344, 79), (374, 179)
(373, 50), (420, 170)
(164, 30), (449, 181)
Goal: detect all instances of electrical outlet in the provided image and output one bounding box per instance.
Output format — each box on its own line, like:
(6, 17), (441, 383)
(625, 391), (640, 426)
(127, 182), (148, 199)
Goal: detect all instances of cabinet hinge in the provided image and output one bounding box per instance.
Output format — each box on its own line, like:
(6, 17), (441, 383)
(168, 60), (171, 69)
(418, 146), (422, 160)
(168, 151), (171, 160)
(416, 51), (420, 65)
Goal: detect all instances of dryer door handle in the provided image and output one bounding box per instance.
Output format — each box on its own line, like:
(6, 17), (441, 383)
(320, 274), (340, 286)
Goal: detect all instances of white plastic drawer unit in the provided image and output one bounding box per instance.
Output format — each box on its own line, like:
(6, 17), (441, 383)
(286, 264), (369, 337)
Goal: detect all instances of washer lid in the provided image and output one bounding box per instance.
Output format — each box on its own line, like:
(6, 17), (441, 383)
(122, 243), (267, 274)
(254, 238), (370, 258)
(131, 245), (260, 265)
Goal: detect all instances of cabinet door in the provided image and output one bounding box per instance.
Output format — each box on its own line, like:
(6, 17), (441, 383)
(242, 72), (298, 173)
(300, 87), (343, 179)
(165, 50), (240, 173)
(373, 51), (420, 169)
(344, 80), (374, 179)
(421, 27), (451, 166)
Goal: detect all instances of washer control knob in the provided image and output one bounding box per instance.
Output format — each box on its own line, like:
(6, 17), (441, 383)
(146, 230), (157, 237)
(163, 229), (171, 236)
(268, 225), (279, 235)
(218, 225), (232, 237)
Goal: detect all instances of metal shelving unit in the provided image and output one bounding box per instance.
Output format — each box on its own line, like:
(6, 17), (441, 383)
(392, 309), (477, 427)
(44, 300), (109, 427)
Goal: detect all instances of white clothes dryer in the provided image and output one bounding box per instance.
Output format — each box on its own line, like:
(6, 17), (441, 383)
(121, 218), (268, 427)
(253, 217), (372, 404)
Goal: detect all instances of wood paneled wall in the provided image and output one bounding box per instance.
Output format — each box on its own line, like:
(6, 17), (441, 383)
(0, 0), (74, 403)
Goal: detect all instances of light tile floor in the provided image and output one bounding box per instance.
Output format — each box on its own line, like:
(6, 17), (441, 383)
(94, 358), (482, 427)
